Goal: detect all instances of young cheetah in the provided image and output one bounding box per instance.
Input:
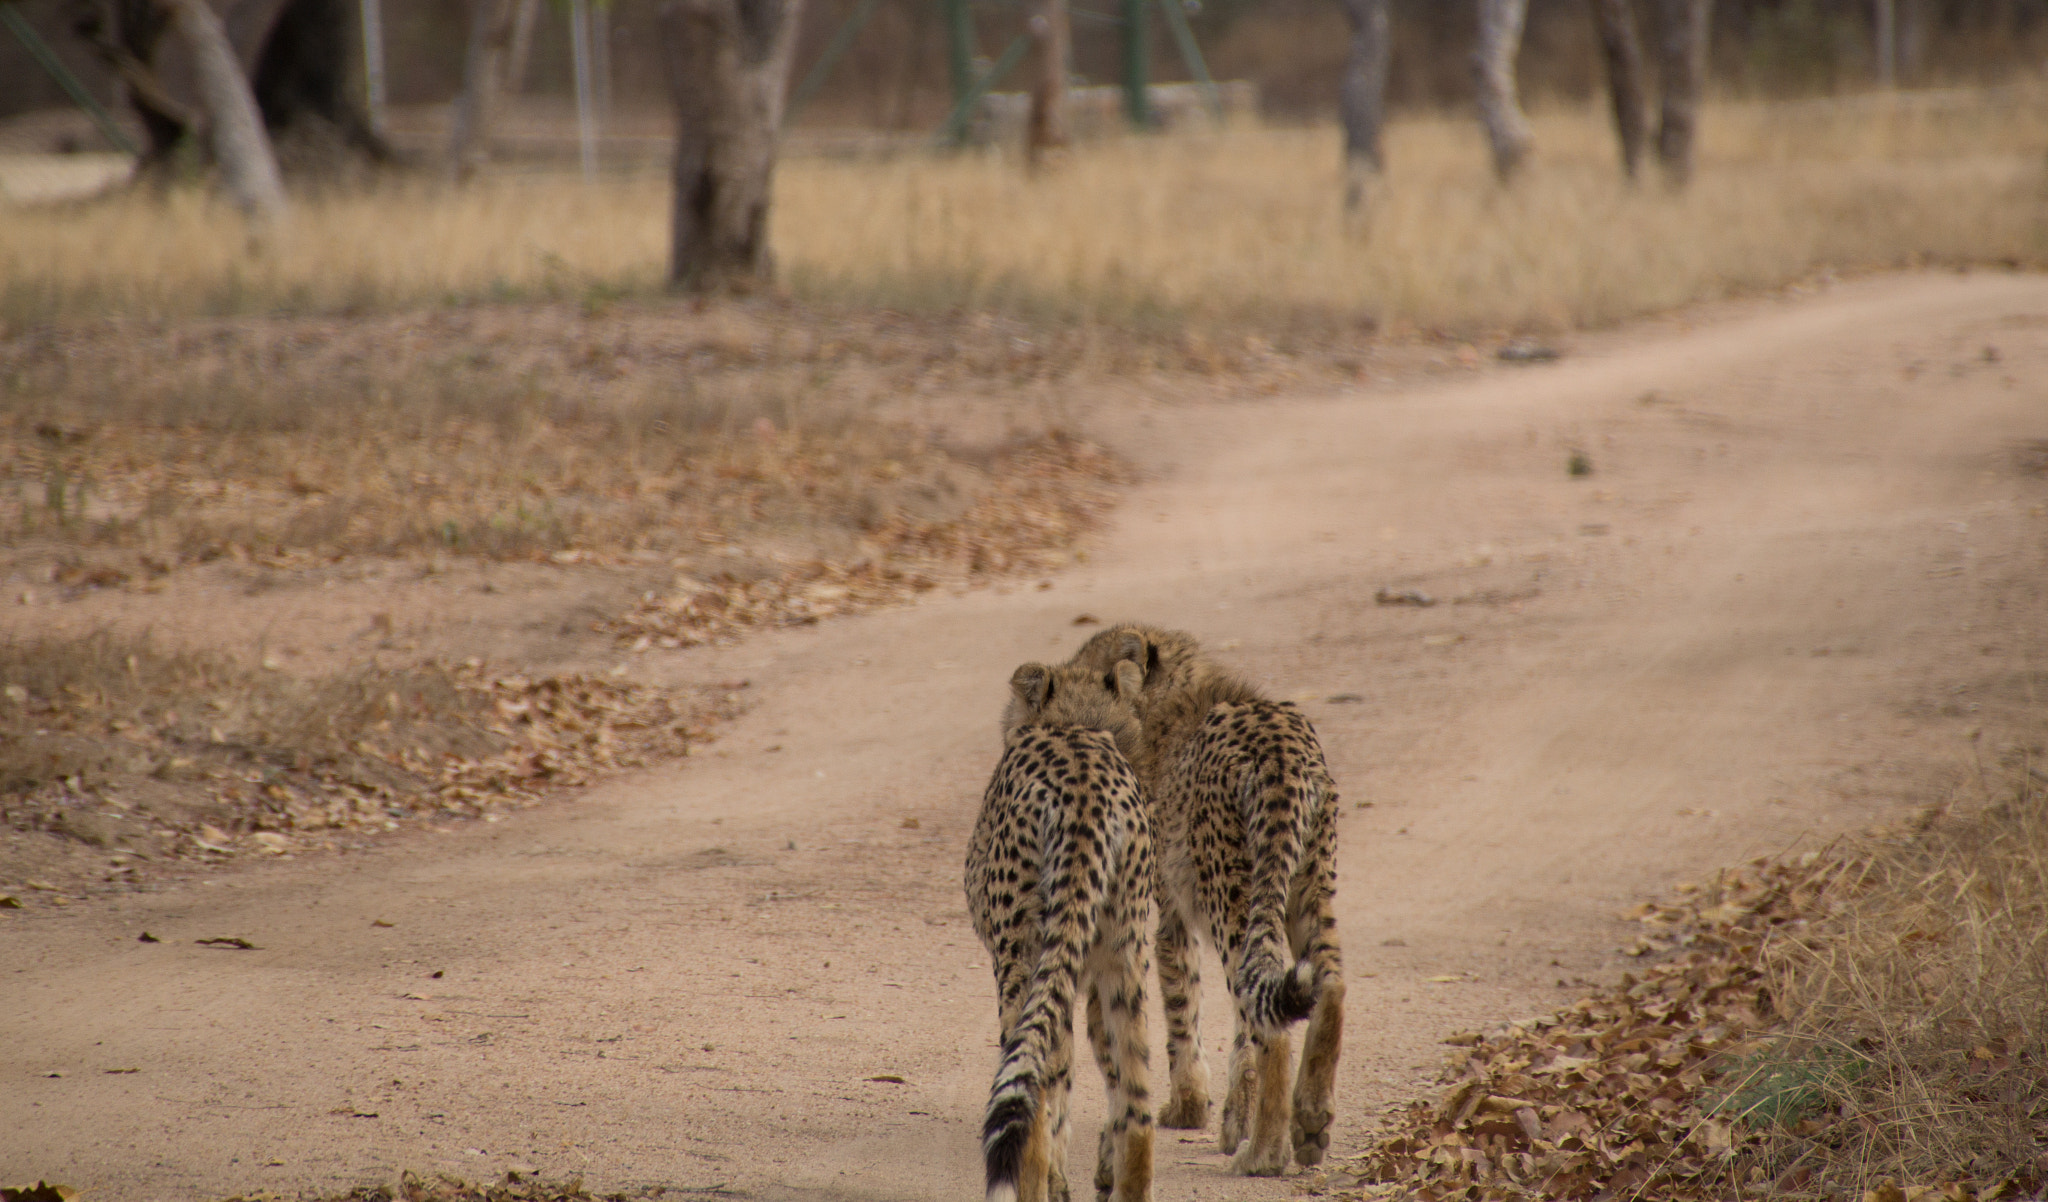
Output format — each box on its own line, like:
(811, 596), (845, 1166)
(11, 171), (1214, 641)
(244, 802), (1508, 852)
(966, 657), (1156, 1202)
(1065, 624), (1344, 1177)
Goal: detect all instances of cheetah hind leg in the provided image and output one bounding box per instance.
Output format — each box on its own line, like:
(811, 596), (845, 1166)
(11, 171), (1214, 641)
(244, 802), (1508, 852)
(1228, 1031), (1294, 1177)
(1217, 1018), (1256, 1157)
(1290, 976), (1343, 1166)
(1154, 910), (1210, 1130)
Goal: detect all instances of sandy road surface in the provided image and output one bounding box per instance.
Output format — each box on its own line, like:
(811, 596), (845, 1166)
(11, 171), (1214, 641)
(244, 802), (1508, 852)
(5, 273), (2047, 1201)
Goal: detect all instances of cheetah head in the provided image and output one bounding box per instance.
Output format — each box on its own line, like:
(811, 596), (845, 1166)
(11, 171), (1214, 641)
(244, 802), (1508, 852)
(1002, 657), (1147, 763)
(1067, 623), (1203, 694)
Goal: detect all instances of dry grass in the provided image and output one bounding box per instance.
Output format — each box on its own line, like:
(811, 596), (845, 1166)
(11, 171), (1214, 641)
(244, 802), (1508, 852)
(6, 86), (2045, 334)
(0, 305), (1128, 573)
(1750, 759), (2048, 1196)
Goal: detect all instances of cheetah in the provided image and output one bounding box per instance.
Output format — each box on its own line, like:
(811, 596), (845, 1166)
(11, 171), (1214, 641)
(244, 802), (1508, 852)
(1065, 624), (1344, 1177)
(965, 657), (1157, 1202)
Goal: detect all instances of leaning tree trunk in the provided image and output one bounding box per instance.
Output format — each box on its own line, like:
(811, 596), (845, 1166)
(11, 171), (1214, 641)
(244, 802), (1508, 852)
(71, 0), (192, 164)
(1335, 0), (1388, 212)
(1652, 0), (1710, 187)
(1472, 0), (1532, 182)
(1025, 0), (1070, 170)
(163, 0), (288, 217)
(659, 0), (803, 290)
(448, 0), (519, 178)
(1590, 0), (1648, 179)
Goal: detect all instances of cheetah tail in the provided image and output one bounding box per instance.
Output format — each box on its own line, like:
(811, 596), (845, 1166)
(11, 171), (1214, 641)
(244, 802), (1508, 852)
(984, 810), (1105, 1201)
(982, 1036), (1049, 1202)
(1233, 765), (1325, 1033)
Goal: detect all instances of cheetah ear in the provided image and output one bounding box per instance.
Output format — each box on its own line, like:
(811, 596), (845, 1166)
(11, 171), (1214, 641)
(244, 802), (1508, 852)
(1114, 631), (1147, 667)
(1010, 663), (1053, 711)
(1112, 659), (1144, 700)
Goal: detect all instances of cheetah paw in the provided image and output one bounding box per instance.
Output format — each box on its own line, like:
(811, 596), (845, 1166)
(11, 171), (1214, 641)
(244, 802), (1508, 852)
(1158, 1089), (1211, 1130)
(1293, 1103), (1332, 1166)
(1230, 1137), (1291, 1177)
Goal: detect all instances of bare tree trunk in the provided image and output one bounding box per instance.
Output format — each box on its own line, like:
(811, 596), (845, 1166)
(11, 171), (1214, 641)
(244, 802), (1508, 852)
(505, 0), (543, 97)
(1873, 0), (1896, 87)
(163, 0), (287, 217)
(1590, 0), (1648, 179)
(1026, 0), (1070, 170)
(1652, 0), (1709, 187)
(1336, 0), (1388, 212)
(448, 0), (519, 178)
(1472, 0), (1531, 182)
(659, 0), (803, 290)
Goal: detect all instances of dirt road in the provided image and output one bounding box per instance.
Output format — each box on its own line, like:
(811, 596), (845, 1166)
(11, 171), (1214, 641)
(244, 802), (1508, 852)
(5, 273), (2046, 1201)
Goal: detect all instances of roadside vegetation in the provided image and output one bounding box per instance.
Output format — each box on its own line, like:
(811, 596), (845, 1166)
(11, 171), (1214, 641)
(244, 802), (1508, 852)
(1335, 746), (2048, 1202)
(5, 87), (2045, 334)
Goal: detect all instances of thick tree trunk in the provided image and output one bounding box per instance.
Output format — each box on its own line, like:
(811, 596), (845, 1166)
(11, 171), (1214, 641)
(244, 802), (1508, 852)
(1590, 0), (1648, 179)
(448, 0), (519, 178)
(71, 0), (191, 163)
(659, 0), (803, 290)
(164, 0), (288, 216)
(251, 0), (395, 164)
(1025, 0), (1069, 170)
(1471, 0), (1531, 182)
(1652, 0), (1709, 187)
(1335, 0), (1388, 212)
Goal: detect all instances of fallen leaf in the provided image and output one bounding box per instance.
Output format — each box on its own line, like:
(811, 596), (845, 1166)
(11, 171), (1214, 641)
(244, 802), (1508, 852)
(372, 919), (395, 928)
(900, 817), (921, 830)
(1421, 633), (1464, 647)
(0, 896), (20, 909)
(2, 1183), (80, 1202)
(103, 1068), (139, 1074)
(195, 937), (260, 950)
(1327, 693), (1364, 703)
(866, 1074), (908, 1084)
(1072, 614), (1100, 625)
(137, 931), (159, 942)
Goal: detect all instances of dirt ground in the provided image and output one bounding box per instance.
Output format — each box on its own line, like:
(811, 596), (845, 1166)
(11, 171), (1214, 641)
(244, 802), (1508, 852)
(4, 271), (2047, 1202)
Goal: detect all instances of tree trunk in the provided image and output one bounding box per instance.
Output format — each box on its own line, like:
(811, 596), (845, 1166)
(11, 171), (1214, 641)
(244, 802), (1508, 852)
(448, 0), (519, 178)
(1472, 0), (1531, 182)
(252, 0), (396, 165)
(505, 0), (542, 97)
(1335, 0), (1388, 212)
(164, 0), (288, 217)
(1025, 0), (1069, 169)
(1652, 0), (1709, 187)
(71, 0), (190, 164)
(659, 0), (803, 290)
(1590, 0), (1648, 179)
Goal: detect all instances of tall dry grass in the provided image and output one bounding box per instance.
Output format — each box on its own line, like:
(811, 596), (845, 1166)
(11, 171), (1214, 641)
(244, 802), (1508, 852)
(3, 85), (2045, 332)
(1752, 757), (2048, 1194)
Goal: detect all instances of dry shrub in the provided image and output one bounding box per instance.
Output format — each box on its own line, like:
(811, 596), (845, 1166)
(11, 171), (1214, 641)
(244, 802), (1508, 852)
(1755, 770), (2048, 1195)
(4, 87), (2044, 334)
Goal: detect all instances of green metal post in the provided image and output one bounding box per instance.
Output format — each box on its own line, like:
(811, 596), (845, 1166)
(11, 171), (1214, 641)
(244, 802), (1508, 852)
(785, 0), (886, 126)
(1120, 0), (1150, 128)
(945, 0), (975, 119)
(1156, 0), (1220, 120)
(935, 32), (1028, 147)
(0, 3), (139, 156)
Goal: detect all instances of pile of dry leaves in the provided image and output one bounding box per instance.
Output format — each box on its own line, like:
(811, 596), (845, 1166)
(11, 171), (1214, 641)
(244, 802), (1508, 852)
(1323, 853), (1852, 1202)
(602, 433), (1125, 649)
(2, 644), (743, 899)
(211, 1169), (700, 1202)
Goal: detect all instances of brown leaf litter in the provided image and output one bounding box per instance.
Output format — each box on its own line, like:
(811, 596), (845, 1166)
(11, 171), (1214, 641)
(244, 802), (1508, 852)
(1313, 853), (1837, 1202)
(601, 433), (1125, 649)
